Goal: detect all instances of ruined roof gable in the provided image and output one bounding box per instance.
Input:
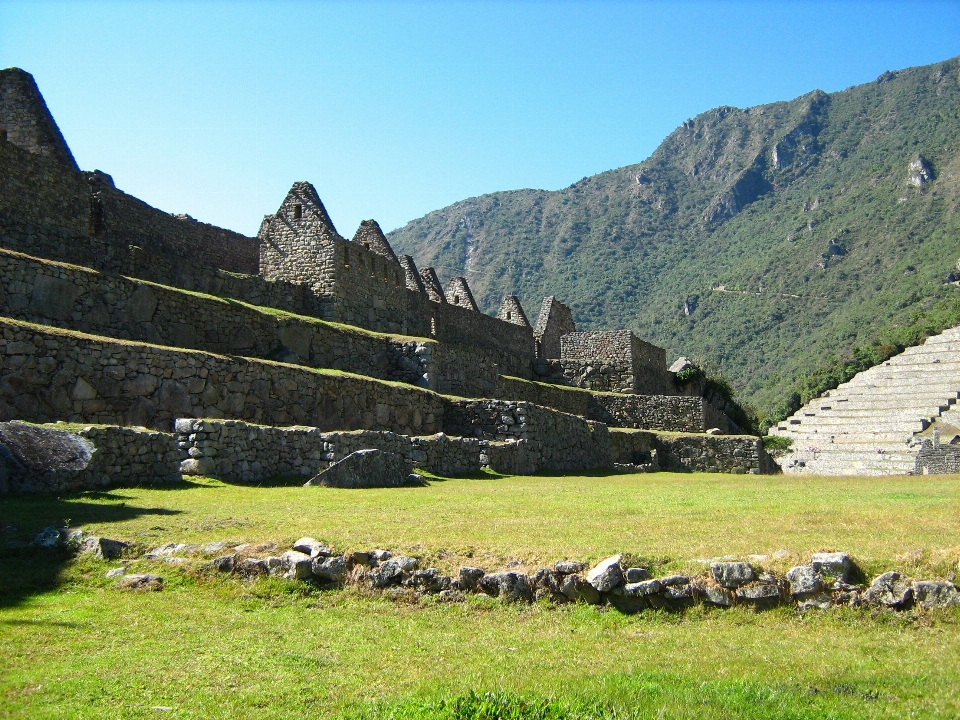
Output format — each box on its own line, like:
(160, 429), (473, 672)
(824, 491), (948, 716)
(352, 220), (399, 264)
(445, 277), (479, 312)
(272, 181), (340, 238)
(0, 67), (78, 170)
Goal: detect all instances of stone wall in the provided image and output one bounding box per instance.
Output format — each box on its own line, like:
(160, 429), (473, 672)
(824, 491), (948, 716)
(914, 438), (960, 475)
(174, 418), (480, 482)
(653, 432), (768, 474)
(1, 423), (180, 493)
(533, 296), (576, 360)
(608, 429), (657, 465)
(0, 317), (444, 434)
(0, 247), (536, 399)
(411, 433), (481, 476)
(555, 358), (638, 394)
(559, 330), (673, 395)
(0, 213), (323, 319)
(443, 399), (612, 472)
(0, 68), (79, 170)
(0, 139), (258, 274)
(589, 393), (719, 433)
(494, 376), (725, 433)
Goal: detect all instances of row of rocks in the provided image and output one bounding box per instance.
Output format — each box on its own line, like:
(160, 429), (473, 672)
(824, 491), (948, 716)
(43, 527), (957, 613)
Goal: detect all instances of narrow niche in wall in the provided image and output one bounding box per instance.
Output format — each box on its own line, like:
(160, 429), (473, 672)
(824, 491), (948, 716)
(453, 295), (461, 304)
(293, 204), (302, 220)
(506, 311), (512, 320)
(0, 128), (7, 142)
(344, 247), (350, 267)
(88, 194), (105, 236)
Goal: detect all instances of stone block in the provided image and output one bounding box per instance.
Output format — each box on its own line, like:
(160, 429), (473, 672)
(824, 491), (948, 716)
(811, 552), (853, 583)
(586, 554), (624, 592)
(305, 449), (414, 489)
(912, 580), (959, 610)
(710, 561), (755, 589)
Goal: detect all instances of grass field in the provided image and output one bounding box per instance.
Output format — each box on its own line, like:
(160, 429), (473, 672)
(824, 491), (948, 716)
(2, 471), (960, 719)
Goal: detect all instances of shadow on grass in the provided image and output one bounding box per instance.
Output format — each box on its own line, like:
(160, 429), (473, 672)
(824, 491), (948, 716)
(0, 489), (186, 610)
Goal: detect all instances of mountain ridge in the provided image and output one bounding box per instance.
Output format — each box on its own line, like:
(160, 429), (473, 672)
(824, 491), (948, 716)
(388, 56), (960, 423)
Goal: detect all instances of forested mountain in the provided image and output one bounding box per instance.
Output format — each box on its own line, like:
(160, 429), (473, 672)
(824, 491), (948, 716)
(388, 56), (960, 423)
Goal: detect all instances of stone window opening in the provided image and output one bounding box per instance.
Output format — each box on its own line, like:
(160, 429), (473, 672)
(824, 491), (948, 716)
(0, 128), (7, 142)
(506, 311), (512, 320)
(293, 204), (302, 220)
(454, 294), (460, 304)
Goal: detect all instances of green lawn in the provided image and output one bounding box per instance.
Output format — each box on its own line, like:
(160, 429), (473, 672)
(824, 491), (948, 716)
(2, 472), (960, 719)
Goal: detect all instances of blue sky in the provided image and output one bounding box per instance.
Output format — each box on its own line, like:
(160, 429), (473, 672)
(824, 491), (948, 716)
(2, 1), (960, 237)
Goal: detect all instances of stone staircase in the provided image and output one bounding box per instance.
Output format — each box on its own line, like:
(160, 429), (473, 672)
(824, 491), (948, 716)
(769, 326), (960, 475)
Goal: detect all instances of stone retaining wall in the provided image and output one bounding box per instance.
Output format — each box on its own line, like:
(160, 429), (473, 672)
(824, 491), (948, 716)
(608, 429), (657, 466)
(175, 418), (480, 482)
(0, 318), (444, 434)
(495, 376), (728, 433)
(0, 213), (323, 318)
(2, 423), (180, 493)
(559, 330), (673, 395)
(652, 432), (768, 474)
(443, 399), (612, 472)
(590, 393), (718, 433)
(0, 247), (528, 399)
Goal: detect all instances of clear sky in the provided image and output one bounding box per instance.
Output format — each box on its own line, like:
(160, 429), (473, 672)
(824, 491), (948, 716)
(2, 1), (960, 237)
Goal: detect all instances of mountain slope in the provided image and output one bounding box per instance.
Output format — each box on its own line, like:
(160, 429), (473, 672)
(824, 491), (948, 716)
(388, 57), (960, 422)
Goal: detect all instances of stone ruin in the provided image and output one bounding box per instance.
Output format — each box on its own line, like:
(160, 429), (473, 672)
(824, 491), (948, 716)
(0, 66), (770, 492)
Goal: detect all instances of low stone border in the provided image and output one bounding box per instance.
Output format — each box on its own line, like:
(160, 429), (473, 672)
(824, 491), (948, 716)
(33, 527), (958, 613)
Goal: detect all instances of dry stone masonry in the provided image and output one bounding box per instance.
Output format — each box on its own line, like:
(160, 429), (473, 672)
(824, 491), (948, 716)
(33, 530), (960, 616)
(0, 66), (777, 491)
(770, 325), (960, 475)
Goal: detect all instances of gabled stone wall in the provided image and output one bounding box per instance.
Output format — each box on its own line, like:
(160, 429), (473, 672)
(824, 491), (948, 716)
(0, 68), (78, 169)
(533, 296), (576, 360)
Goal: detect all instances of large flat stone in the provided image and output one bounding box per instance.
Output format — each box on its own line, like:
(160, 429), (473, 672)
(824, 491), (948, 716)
(305, 449), (414, 489)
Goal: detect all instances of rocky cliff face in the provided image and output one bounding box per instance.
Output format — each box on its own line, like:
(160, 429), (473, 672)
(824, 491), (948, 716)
(389, 56), (960, 419)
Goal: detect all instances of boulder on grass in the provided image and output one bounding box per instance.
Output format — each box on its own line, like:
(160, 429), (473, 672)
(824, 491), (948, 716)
(117, 574), (163, 591)
(560, 574), (602, 605)
(478, 572), (532, 602)
(0, 421), (95, 493)
(80, 537), (130, 560)
(304, 449), (416, 489)
(786, 566), (823, 595)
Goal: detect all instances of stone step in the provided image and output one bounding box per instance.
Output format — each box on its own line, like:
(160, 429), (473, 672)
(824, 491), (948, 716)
(771, 428), (915, 442)
(778, 420), (927, 434)
(801, 406), (950, 418)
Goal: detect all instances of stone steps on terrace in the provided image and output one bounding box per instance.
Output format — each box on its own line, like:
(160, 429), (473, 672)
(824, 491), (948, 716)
(770, 323), (960, 475)
(795, 406), (953, 419)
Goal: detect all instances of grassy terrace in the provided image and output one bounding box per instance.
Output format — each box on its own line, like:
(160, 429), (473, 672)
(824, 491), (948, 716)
(2, 472), (960, 718)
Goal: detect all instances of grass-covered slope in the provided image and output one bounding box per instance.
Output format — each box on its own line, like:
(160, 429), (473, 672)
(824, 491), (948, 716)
(389, 56), (960, 424)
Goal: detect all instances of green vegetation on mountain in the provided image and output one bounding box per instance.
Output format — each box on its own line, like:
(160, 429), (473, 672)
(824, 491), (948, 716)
(389, 57), (960, 426)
